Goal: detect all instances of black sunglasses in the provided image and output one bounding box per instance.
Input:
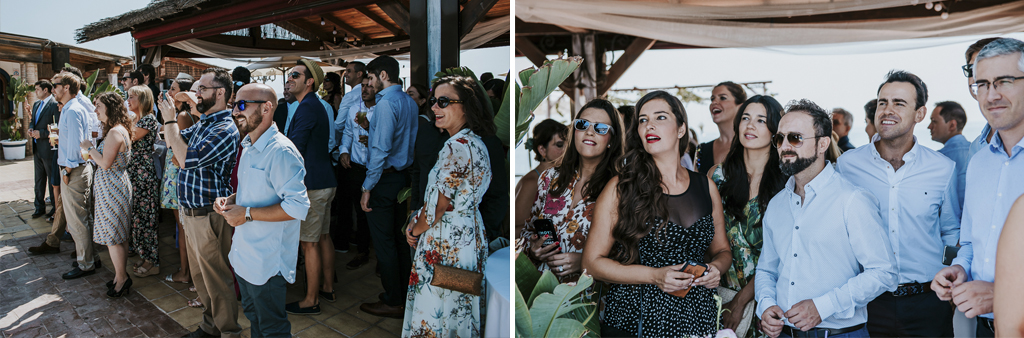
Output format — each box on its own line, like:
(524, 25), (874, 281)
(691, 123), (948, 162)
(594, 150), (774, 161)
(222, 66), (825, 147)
(962, 64), (973, 78)
(772, 132), (825, 148)
(288, 72), (302, 79)
(573, 119), (613, 135)
(429, 96), (463, 108)
(232, 100), (268, 111)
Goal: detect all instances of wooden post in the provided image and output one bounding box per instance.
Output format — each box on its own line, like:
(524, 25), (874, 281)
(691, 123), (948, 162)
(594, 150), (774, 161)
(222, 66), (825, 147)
(597, 37), (655, 98)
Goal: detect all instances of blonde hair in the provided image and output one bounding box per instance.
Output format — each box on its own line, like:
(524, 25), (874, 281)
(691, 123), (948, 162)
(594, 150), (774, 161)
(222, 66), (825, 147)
(128, 85), (154, 116)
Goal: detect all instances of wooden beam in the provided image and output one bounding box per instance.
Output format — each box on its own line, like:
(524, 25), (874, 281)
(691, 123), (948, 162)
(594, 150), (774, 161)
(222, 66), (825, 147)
(378, 0), (410, 33)
(597, 37), (655, 97)
(287, 19), (334, 43)
(356, 6), (403, 37)
(322, 13), (366, 41)
(515, 37), (574, 95)
(274, 21), (321, 42)
(197, 35), (322, 51)
(459, 0), (500, 40)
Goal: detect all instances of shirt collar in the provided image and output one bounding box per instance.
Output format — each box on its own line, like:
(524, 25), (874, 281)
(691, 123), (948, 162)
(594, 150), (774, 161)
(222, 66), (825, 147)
(201, 109), (232, 122)
(988, 130), (1024, 157)
(785, 161), (837, 196)
(375, 84), (400, 101)
(869, 135), (920, 163)
(245, 124), (278, 152)
(947, 134), (968, 145)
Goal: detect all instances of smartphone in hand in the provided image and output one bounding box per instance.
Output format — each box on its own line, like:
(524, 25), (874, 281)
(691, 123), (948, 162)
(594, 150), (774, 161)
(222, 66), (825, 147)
(668, 261), (708, 298)
(532, 219), (558, 248)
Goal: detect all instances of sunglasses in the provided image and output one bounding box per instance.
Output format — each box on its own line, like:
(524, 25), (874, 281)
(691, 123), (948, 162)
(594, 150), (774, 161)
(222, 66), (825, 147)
(962, 64), (973, 78)
(429, 96), (463, 108)
(232, 100), (268, 111)
(772, 132), (825, 148)
(288, 72), (303, 79)
(573, 119), (613, 135)
(121, 77), (130, 81)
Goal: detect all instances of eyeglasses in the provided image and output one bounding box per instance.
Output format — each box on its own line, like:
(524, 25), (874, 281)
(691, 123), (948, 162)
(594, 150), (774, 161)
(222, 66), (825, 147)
(121, 77), (130, 81)
(962, 64), (973, 78)
(232, 100), (268, 111)
(772, 132), (825, 148)
(288, 72), (303, 79)
(970, 76), (1024, 96)
(429, 96), (463, 108)
(573, 119), (613, 135)
(198, 86), (224, 93)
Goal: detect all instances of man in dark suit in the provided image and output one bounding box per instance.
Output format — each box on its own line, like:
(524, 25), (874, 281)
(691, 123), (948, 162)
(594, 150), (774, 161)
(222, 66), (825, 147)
(29, 80), (59, 218)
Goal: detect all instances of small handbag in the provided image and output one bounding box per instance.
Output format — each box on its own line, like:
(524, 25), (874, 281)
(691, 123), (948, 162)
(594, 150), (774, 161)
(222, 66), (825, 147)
(716, 286), (756, 338)
(431, 264), (484, 296)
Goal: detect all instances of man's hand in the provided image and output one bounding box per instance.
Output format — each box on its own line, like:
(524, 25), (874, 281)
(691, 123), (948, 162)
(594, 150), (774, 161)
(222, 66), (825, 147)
(158, 95), (177, 123)
(62, 174), (69, 186)
(30, 130), (40, 139)
(360, 191), (372, 212)
(933, 265), (968, 301)
(760, 305), (786, 338)
(952, 280), (994, 318)
(356, 116), (369, 130)
(171, 156), (180, 168)
(220, 204), (246, 227)
(785, 299), (822, 331)
(339, 153), (351, 169)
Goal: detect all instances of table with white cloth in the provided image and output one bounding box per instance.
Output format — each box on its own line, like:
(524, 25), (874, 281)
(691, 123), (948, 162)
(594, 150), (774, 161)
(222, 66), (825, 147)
(484, 247), (510, 337)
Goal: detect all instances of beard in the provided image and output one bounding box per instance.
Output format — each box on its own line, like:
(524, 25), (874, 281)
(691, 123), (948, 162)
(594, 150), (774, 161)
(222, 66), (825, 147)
(234, 109), (263, 135)
(780, 151), (818, 176)
(195, 93), (215, 114)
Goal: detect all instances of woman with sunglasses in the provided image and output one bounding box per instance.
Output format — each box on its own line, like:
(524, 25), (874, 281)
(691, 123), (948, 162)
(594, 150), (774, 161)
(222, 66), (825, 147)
(514, 119), (568, 238)
(584, 91), (731, 337)
(696, 81), (748, 174)
(126, 85), (162, 278)
(521, 99), (623, 285)
(705, 95), (788, 337)
(402, 75), (494, 337)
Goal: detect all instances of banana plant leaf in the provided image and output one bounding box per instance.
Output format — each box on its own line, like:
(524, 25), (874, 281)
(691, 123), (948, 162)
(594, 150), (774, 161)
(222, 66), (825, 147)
(529, 273), (595, 338)
(515, 251), (542, 298)
(397, 187), (412, 204)
(527, 270), (561, 307)
(494, 72), (511, 146)
(515, 57), (582, 147)
(514, 281), (532, 338)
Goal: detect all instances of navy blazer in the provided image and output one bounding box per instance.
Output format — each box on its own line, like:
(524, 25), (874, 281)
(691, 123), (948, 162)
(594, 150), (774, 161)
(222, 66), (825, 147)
(30, 98), (60, 158)
(287, 93), (337, 191)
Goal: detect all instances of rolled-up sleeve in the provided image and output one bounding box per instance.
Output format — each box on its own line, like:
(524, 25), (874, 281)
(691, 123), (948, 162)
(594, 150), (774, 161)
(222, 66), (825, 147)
(270, 147), (310, 221)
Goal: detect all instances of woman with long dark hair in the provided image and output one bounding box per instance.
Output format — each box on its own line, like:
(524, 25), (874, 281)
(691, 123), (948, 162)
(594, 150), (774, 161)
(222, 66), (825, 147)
(706, 95), (788, 337)
(322, 72), (343, 114)
(696, 81), (747, 174)
(584, 90), (731, 337)
(514, 119), (567, 238)
(522, 99), (623, 283)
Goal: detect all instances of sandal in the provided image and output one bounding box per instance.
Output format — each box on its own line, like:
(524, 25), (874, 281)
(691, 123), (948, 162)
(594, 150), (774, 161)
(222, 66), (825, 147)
(132, 263), (160, 278)
(164, 273), (191, 284)
(187, 297), (203, 308)
(189, 285), (196, 293)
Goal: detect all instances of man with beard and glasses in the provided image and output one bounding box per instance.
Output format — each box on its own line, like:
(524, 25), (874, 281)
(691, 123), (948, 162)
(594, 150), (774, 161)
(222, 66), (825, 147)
(215, 84), (309, 338)
(161, 68), (241, 338)
(837, 70), (960, 337)
(756, 99), (896, 338)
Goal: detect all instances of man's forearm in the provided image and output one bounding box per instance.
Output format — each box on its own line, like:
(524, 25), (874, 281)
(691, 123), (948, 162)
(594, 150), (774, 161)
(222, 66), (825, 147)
(250, 204), (295, 222)
(164, 124), (188, 165)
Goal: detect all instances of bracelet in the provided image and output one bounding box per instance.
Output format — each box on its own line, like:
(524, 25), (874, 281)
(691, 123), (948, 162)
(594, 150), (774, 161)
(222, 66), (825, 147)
(164, 121), (177, 125)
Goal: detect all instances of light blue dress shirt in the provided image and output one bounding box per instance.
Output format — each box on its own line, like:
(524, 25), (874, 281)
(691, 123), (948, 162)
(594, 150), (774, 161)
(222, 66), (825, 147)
(968, 123), (992, 159)
(837, 139), (960, 285)
(363, 84), (417, 191)
(229, 124), (310, 285)
(333, 83), (362, 160)
(939, 134), (971, 208)
(56, 98), (90, 168)
(285, 97), (336, 155)
(951, 131), (1024, 319)
(340, 100), (374, 166)
(756, 163), (897, 329)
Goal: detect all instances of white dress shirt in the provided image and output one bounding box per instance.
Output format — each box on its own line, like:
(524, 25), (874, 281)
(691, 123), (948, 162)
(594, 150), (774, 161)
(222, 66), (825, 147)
(333, 83), (361, 160)
(836, 138), (961, 285)
(756, 163), (897, 329)
(340, 100), (375, 166)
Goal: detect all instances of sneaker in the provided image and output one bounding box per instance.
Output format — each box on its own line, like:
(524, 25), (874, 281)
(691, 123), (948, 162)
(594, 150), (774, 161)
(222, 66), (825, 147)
(285, 301), (321, 315)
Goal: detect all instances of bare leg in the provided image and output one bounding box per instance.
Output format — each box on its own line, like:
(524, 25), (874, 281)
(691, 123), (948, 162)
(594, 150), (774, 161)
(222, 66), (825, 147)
(171, 211), (190, 282)
(298, 241), (321, 308)
(319, 234), (335, 293)
(109, 243), (129, 289)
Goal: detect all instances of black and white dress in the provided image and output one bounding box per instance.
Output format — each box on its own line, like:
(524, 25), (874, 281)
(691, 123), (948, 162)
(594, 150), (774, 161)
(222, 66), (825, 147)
(603, 171), (718, 337)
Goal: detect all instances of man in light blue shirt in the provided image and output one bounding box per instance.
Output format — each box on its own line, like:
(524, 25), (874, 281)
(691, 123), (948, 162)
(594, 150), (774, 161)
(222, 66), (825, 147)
(757, 99), (896, 338)
(357, 55), (418, 319)
(216, 84), (309, 338)
(333, 61), (365, 162)
(933, 37), (1024, 338)
(334, 76), (376, 268)
(929, 101), (971, 208)
(838, 71), (959, 337)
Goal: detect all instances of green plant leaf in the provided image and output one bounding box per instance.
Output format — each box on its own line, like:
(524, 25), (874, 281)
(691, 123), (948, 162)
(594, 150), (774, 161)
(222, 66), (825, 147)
(530, 276), (595, 338)
(84, 70), (99, 97)
(515, 252), (542, 298)
(493, 72), (511, 146)
(545, 318), (589, 338)
(527, 269), (560, 307)
(397, 187), (412, 204)
(514, 281), (533, 337)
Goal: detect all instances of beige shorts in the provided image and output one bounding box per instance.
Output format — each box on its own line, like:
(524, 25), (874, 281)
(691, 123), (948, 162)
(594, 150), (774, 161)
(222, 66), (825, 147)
(299, 187), (336, 242)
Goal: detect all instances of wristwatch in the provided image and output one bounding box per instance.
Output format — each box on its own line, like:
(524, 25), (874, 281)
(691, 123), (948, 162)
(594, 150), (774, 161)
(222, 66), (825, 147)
(245, 207), (252, 222)
(361, 187), (371, 193)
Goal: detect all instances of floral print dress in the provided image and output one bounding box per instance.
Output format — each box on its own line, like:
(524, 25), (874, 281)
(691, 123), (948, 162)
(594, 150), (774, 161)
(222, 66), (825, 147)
(711, 166), (764, 338)
(128, 114), (161, 266)
(403, 129), (492, 338)
(522, 168), (594, 284)
(160, 147), (179, 209)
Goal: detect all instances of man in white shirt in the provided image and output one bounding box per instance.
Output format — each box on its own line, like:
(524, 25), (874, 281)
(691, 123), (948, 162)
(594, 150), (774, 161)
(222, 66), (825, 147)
(756, 99), (897, 338)
(836, 70), (960, 337)
(335, 76), (376, 269)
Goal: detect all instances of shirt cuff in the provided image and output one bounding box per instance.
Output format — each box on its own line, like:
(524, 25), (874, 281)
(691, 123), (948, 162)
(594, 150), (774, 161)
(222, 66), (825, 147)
(756, 297), (778, 320)
(812, 294), (837, 321)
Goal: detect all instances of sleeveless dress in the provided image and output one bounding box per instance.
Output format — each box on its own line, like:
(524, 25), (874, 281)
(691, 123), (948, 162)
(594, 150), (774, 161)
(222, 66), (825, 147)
(128, 114), (161, 265)
(93, 131), (133, 246)
(696, 141), (717, 175)
(160, 147), (179, 209)
(603, 171), (718, 337)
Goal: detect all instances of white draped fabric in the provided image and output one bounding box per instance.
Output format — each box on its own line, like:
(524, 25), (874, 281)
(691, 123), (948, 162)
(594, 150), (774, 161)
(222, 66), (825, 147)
(517, 0), (1024, 51)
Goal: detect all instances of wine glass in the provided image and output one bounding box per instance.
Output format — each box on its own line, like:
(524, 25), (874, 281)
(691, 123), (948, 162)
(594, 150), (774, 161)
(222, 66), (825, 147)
(48, 123), (59, 150)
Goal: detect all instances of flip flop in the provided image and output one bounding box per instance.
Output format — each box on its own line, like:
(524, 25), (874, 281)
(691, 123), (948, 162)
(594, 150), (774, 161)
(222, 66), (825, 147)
(164, 274), (190, 284)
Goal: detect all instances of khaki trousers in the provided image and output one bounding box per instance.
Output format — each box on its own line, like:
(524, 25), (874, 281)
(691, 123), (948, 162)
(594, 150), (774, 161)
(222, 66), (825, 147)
(61, 164), (96, 270)
(44, 191), (67, 248)
(181, 211), (241, 338)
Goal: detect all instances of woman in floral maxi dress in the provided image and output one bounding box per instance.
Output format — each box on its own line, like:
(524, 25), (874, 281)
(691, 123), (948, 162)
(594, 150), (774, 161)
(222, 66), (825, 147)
(402, 76), (494, 338)
(126, 85), (161, 277)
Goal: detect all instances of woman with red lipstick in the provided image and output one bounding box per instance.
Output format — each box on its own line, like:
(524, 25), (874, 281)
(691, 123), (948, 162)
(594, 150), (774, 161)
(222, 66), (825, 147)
(584, 91), (731, 337)
(696, 81), (748, 175)
(706, 95), (788, 337)
(522, 99), (624, 284)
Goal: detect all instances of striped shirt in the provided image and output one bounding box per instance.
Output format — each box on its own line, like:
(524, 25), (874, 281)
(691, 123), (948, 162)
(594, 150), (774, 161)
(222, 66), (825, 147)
(176, 109), (240, 209)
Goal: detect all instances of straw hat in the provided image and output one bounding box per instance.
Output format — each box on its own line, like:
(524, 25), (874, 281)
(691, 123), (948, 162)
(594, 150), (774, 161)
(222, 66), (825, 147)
(298, 59), (324, 89)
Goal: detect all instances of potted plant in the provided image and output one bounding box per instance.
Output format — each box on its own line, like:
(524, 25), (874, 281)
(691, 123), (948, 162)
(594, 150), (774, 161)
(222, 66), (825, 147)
(2, 76), (33, 160)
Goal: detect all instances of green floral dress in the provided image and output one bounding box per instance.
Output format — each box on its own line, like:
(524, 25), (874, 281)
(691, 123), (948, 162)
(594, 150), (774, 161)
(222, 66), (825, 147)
(403, 129), (491, 338)
(712, 166), (764, 338)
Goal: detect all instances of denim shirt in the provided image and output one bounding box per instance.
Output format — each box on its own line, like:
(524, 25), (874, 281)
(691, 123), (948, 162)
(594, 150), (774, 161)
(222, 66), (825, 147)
(363, 84), (418, 191)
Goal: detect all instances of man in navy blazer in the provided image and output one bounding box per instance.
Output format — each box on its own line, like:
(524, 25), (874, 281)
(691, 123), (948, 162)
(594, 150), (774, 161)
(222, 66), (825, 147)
(28, 80), (60, 219)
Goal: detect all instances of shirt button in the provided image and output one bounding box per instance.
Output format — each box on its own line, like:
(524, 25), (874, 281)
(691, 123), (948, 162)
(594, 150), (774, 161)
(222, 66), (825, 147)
(794, 253), (798, 257)
(985, 258), (990, 263)
(998, 193), (1002, 197)
(791, 282), (795, 285)
(795, 226), (800, 230)
(992, 225), (997, 229)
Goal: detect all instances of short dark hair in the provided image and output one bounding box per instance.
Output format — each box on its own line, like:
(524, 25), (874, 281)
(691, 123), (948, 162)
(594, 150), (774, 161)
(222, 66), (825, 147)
(966, 37), (1000, 63)
(935, 101), (968, 132)
(366, 55), (400, 83)
(715, 81), (747, 104)
(293, 61), (314, 84)
(431, 75), (495, 136)
(832, 108), (853, 126)
(531, 119), (568, 161)
(480, 72), (494, 83)
(202, 68), (232, 98)
(61, 66), (83, 79)
(878, 70), (928, 110)
(139, 64), (156, 84)
(232, 66), (251, 84)
(34, 80), (53, 92)
(348, 61), (366, 77)
(127, 71), (144, 85)
(785, 99), (832, 138)
(864, 99), (878, 123)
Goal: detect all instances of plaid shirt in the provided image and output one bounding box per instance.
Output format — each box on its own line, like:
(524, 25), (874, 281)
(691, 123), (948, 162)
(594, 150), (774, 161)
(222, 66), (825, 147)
(177, 109), (240, 209)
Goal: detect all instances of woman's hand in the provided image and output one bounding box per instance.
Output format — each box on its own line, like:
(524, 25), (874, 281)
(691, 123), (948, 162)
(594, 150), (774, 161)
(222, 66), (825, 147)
(653, 264), (695, 294)
(693, 264), (721, 289)
(405, 216), (419, 248)
(79, 140), (93, 150)
(528, 234), (559, 262)
(547, 252), (582, 277)
(722, 298), (748, 330)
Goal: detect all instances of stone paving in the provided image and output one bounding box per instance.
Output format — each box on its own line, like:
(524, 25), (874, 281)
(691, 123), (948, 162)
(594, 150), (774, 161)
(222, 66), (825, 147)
(1, 155), (402, 338)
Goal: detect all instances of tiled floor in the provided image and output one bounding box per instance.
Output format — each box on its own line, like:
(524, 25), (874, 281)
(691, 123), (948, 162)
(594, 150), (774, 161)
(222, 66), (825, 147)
(1, 155), (402, 338)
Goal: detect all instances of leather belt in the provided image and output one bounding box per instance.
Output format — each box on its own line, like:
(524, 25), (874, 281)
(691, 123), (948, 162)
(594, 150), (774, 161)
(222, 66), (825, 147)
(783, 324), (864, 338)
(892, 281), (931, 297)
(181, 205), (215, 217)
